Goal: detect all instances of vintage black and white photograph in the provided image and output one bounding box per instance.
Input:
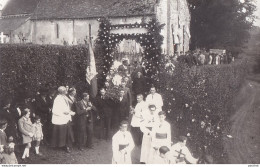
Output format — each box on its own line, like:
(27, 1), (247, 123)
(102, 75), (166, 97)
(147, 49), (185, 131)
(0, 0), (260, 165)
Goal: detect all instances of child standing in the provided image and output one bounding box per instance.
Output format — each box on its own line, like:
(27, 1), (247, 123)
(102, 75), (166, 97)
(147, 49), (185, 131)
(18, 108), (34, 163)
(32, 115), (43, 156)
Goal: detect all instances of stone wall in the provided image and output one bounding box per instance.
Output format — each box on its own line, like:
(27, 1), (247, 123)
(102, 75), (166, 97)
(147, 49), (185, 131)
(155, 0), (191, 55)
(11, 19), (32, 43)
(3, 1), (191, 55)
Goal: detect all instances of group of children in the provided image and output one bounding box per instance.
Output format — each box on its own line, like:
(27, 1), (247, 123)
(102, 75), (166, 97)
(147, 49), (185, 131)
(0, 109), (43, 164)
(112, 115), (198, 164)
(111, 87), (199, 164)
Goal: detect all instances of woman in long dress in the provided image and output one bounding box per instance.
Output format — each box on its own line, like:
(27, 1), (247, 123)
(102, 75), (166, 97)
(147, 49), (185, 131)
(50, 86), (75, 153)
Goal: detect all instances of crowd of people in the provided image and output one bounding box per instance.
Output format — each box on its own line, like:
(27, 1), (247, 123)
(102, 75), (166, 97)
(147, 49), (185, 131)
(0, 58), (201, 164)
(164, 49), (235, 74)
(176, 49), (235, 66)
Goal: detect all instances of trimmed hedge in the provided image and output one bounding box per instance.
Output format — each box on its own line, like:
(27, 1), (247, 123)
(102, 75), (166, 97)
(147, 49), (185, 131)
(159, 57), (248, 163)
(0, 44), (90, 102)
(0, 44), (248, 163)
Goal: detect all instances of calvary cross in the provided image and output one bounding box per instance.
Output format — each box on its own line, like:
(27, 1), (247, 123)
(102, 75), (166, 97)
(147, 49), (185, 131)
(175, 149), (185, 159)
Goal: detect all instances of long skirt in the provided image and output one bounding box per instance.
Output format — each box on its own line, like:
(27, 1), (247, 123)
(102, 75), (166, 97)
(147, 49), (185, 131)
(112, 152), (132, 164)
(50, 122), (74, 148)
(140, 134), (152, 163)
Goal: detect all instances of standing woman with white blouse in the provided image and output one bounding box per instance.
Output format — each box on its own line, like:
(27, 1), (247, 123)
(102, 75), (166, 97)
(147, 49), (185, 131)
(50, 86), (75, 153)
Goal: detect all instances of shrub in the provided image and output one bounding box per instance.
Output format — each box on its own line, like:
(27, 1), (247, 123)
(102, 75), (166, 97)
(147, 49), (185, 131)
(0, 44), (90, 102)
(159, 57), (248, 163)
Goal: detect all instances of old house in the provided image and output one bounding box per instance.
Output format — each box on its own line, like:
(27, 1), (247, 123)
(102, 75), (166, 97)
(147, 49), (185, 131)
(0, 0), (191, 55)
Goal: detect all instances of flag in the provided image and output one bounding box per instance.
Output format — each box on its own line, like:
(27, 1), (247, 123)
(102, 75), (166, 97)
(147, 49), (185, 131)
(86, 39), (98, 98)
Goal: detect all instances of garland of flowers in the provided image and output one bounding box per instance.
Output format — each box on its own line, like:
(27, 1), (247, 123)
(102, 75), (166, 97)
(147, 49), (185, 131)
(95, 17), (165, 86)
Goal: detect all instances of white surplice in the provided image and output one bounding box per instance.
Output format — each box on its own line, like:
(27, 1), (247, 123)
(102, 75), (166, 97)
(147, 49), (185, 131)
(140, 111), (159, 163)
(169, 143), (198, 164)
(130, 100), (148, 127)
(148, 120), (171, 163)
(112, 130), (135, 164)
(52, 95), (71, 125)
(145, 93), (163, 111)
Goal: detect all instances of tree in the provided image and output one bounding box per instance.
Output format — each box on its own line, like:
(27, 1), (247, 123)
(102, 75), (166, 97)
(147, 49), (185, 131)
(188, 0), (256, 54)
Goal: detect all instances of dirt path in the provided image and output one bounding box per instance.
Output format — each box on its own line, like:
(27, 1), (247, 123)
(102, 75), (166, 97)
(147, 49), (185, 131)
(225, 79), (260, 164)
(17, 132), (141, 164)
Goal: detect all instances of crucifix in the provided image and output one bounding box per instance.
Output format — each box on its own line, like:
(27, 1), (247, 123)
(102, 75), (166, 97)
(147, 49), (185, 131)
(0, 32), (4, 43)
(175, 149), (185, 162)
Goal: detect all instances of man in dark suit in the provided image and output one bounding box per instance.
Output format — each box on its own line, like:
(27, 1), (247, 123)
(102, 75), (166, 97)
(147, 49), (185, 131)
(94, 88), (113, 140)
(75, 93), (97, 150)
(132, 72), (146, 105)
(35, 88), (50, 145)
(117, 89), (130, 125)
(120, 81), (132, 107)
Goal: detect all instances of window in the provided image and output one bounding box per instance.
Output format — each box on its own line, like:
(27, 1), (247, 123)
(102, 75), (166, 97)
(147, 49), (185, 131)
(56, 23), (59, 39)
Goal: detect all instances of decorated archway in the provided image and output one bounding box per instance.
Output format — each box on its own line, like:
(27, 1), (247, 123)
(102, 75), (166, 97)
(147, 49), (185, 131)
(94, 17), (165, 87)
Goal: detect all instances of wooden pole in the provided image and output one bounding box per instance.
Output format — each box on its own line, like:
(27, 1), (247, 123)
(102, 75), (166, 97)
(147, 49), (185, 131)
(183, 25), (185, 53)
(89, 24), (92, 45)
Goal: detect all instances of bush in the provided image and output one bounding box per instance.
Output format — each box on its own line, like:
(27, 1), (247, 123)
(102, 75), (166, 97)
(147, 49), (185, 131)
(159, 58), (248, 163)
(0, 44), (90, 103)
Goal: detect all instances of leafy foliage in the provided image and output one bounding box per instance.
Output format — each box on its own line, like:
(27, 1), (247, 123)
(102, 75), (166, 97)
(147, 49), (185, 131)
(188, 0), (256, 54)
(159, 58), (249, 163)
(0, 44), (89, 102)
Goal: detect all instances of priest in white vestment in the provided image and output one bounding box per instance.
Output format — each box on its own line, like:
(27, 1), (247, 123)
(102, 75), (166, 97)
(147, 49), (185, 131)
(130, 94), (148, 146)
(145, 86), (163, 111)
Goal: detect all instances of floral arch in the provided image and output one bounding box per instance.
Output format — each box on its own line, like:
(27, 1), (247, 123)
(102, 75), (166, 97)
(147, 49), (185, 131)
(94, 17), (165, 87)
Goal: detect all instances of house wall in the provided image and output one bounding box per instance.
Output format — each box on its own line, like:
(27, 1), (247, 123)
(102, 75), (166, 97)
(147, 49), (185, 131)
(33, 16), (150, 49)
(5, 1), (191, 55)
(156, 0), (190, 55)
(10, 20), (32, 43)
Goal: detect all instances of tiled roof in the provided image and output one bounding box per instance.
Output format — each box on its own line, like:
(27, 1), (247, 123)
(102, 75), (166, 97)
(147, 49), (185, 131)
(1, 0), (40, 16)
(31, 0), (156, 20)
(0, 16), (30, 32)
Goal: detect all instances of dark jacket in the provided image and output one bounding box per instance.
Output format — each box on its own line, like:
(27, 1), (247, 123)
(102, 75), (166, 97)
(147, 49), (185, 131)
(35, 95), (49, 121)
(132, 76), (146, 95)
(0, 109), (18, 140)
(94, 96), (113, 118)
(76, 100), (97, 124)
(117, 95), (130, 120)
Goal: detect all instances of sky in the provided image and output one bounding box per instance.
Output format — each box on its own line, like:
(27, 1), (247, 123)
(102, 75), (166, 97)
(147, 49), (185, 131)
(0, 0), (260, 26)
